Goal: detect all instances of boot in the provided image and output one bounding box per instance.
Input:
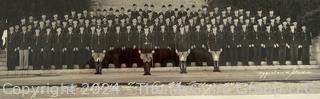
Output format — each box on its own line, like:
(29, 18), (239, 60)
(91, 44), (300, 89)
(182, 61), (187, 73)
(95, 62), (102, 74)
(179, 61), (184, 74)
(213, 61), (221, 72)
(143, 62), (151, 75)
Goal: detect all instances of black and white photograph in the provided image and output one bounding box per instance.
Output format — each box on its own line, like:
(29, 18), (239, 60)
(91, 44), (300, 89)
(0, 0), (320, 98)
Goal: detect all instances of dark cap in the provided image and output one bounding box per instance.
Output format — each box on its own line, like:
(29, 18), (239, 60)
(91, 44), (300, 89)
(180, 5), (184, 8)
(162, 5), (166, 8)
(168, 4), (172, 7)
(151, 5), (154, 7)
(133, 4), (136, 6)
(109, 8), (114, 11)
(144, 4), (148, 7)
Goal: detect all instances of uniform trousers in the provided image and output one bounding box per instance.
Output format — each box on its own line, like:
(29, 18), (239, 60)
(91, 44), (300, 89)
(19, 49), (29, 68)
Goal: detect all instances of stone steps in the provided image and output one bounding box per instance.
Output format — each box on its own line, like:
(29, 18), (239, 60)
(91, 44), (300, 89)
(1, 65), (319, 75)
(0, 60), (317, 71)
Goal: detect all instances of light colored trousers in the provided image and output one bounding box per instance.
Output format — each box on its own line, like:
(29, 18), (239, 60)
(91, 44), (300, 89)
(19, 50), (29, 67)
(92, 53), (105, 62)
(140, 53), (153, 63)
(210, 51), (221, 61)
(177, 51), (190, 61)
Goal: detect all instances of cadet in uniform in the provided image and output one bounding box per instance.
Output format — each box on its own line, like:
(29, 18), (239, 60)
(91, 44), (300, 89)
(53, 28), (64, 69)
(240, 25), (250, 65)
(208, 27), (222, 72)
(276, 25), (287, 65)
(91, 28), (106, 74)
(43, 28), (54, 69)
(18, 26), (31, 69)
(65, 27), (75, 69)
(176, 27), (190, 73)
(252, 25), (262, 65)
(139, 28), (154, 75)
(288, 26), (299, 65)
(78, 26), (89, 68)
(227, 25), (237, 65)
(301, 26), (312, 65)
(265, 26), (275, 65)
(31, 29), (43, 70)
(7, 26), (18, 70)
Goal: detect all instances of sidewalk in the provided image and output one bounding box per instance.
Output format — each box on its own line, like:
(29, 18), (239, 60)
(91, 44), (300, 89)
(1, 67), (320, 86)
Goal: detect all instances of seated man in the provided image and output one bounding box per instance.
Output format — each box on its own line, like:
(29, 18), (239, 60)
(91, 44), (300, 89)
(139, 28), (154, 75)
(175, 26), (191, 73)
(91, 28), (106, 74)
(208, 27), (223, 72)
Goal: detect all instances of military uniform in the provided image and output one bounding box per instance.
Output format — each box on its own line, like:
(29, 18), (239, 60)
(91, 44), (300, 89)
(65, 30), (75, 69)
(288, 29), (300, 65)
(91, 31), (106, 74)
(276, 28), (287, 65)
(42, 31), (54, 69)
(240, 27), (250, 65)
(7, 30), (18, 70)
(31, 32), (43, 70)
(77, 30), (89, 68)
(18, 30), (31, 68)
(252, 28), (262, 65)
(265, 29), (275, 65)
(208, 29), (223, 72)
(301, 28), (312, 65)
(226, 28), (238, 66)
(53, 31), (64, 69)
(139, 29), (154, 75)
(123, 27), (133, 67)
(176, 29), (190, 73)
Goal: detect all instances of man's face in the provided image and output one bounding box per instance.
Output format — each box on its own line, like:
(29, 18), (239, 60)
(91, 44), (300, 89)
(116, 27), (120, 31)
(214, 8), (219, 12)
(91, 27), (95, 31)
(302, 26), (306, 30)
(46, 29), (51, 33)
(230, 26), (234, 30)
(22, 27), (27, 31)
(68, 28), (73, 32)
(278, 26), (283, 30)
(80, 28), (84, 31)
(266, 27), (271, 31)
(9, 27), (14, 31)
(242, 25), (246, 29)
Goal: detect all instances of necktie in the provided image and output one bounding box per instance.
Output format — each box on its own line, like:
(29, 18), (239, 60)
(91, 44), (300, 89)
(98, 35), (100, 44)
(23, 33), (25, 42)
(47, 35), (49, 43)
(80, 34), (83, 43)
(69, 34), (72, 44)
(36, 37), (38, 45)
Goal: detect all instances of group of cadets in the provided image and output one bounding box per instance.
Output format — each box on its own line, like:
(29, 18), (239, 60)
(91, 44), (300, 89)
(6, 4), (313, 75)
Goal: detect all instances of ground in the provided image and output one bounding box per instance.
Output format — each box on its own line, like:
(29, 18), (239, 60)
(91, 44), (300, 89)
(0, 68), (320, 98)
